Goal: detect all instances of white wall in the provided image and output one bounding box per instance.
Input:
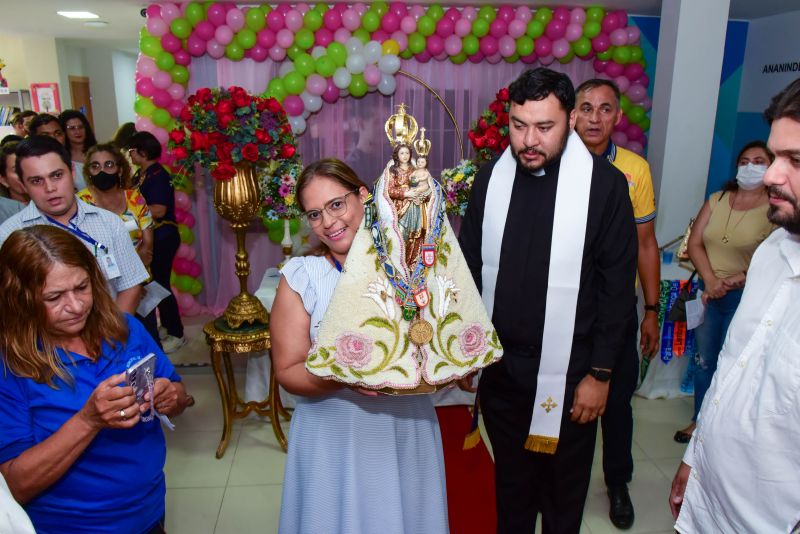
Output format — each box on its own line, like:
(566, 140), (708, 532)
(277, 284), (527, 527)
(112, 51), (137, 127)
(55, 40), (88, 109)
(82, 48), (119, 141)
(0, 34), (60, 99)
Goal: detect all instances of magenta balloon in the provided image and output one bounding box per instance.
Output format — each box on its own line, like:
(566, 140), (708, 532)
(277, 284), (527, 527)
(570, 7), (587, 25)
(195, 21), (215, 40)
(611, 131), (628, 146)
(334, 28), (352, 44)
(215, 25), (233, 45)
(276, 4), (291, 15)
(605, 61), (625, 78)
(521, 52), (538, 64)
(565, 23), (583, 42)
(161, 3), (180, 24)
(414, 50), (432, 63)
(592, 33), (611, 53)
(153, 70), (172, 89)
(146, 5), (162, 19)
(627, 26), (641, 44)
(269, 44), (287, 61)
(552, 38), (570, 58)
(136, 77), (155, 97)
(176, 243), (191, 258)
(616, 115), (630, 131)
(322, 78), (339, 103)
(636, 74), (650, 87)
(188, 263), (201, 278)
(516, 6), (532, 22)
(508, 19), (526, 39)
(364, 64), (381, 85)
(601, 14), (620, 34)
(461, 7), (477, 22)
(627, 141), (644, 155)
(468, 51), (484, 64)
(372, 29), (390, 42)
(400, 15), (416, 34)
(489, 19), (507, 39)
(445, 7), (460, 22)
(276, 29), (294, 49)
(226, 8), (245, 32)
(153, 89), (171, 108)
(545, 20), (566, 40)
(266, 11), (285, 31)
(641, 97), (652, 111)
(175, 191), (191, 210)
(627, 84), (647, 103)
(283, 95), (304, 116)
(306, 74), (326, 95)
(285, 9), (303, 32)
(497, 6), (515, 23)
(250, 45), (268, 61)
(553, 7), (571, 22)
(161, 33), (181, 53)
(408, 5), (425, 19)
(479, 35), (498, 56)
(625, 63), (645, 81)
(316, 28), (334, 47)
(535, 36), (552, 57)
(610, 28), (628, 46)
(168, 83), (185, 100)
(183, 213), (196, 229)
(187, 35), (205, 56)
(486, 52), (502, 64)
(147, 17), (168, 37)
(342, 9), (361, 31)
(626, 124), (644, 140)
(382, 12), (401, 33)
(615, 11), (629, 29)
(207, 39), (225, 59)
(427, 34), (445, 56)
(207, 4), (226, 26)
(614, 75), (630, 93)
(593, 59), (608, 72)
(177, 291), (194, 309)
(498, 35), (516, 57)
(454, 18), (472, 37)
(174, 50), (191, 66)
(168, 100), (184, 118)
(138, 56), (157, 77)
(390, 2), (408, 19)
(444, 34), (462, 56)
(391, 31), (408, 51)
(436, 17), (454, 37)
(323, 9), (342, 31)
(257, 28), (276, 48)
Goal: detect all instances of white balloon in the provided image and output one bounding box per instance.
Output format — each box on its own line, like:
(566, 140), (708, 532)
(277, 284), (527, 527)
(289, 115), (306, 134)
(345, 37), (363, 55)
(311, 46), (327, 59)
(346, 53), (366, 74)
(302, 110), (310, 119)
(378, 54), (401, 74)
(305, 94), (322, 112)
(377, 73), (397, 96)
(363, 41), (382, 64)
(333, 67), (352, 89)
(278, 60), (295, 78)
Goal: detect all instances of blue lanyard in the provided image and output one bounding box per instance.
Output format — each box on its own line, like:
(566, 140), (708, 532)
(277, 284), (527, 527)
(332, 257), (343, 272)
(45, 214), (107, 256)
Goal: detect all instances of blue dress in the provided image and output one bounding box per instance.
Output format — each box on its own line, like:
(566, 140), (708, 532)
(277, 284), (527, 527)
(279, 256), (449, 534)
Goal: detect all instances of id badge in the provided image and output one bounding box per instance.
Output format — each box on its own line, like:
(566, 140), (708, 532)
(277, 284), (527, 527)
(99, 251), (122, 280)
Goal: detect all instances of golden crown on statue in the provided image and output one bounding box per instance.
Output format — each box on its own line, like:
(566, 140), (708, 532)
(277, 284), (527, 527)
(413, 127), (431, 157)
(385, 103), (419, 147)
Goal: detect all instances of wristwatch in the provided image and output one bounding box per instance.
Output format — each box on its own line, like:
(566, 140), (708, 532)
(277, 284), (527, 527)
(588, 368), (612, 382)
(644, 304), (659, 313)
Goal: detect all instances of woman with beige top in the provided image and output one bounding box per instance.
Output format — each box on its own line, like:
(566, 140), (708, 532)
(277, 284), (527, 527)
(674, 141), (776, 443)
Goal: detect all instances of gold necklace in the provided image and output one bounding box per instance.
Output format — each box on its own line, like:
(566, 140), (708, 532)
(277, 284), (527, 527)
(721, 191), (752, 244)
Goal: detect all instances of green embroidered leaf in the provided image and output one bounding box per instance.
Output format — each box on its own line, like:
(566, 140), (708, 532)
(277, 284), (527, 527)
(482, 350), (495, 364)
(439, 254), (448, 267)
(307, 353), (318, 363)
(319, 347), (330, 361)
(439, 312), (462, 329)
(389, 365), (409, 377)
(491, 329), (498, 345)
(465, 357), (478, 367)
(375, 340), (389, 358)
(434, 361), (449, 373)
(361, 317), (395, 332)
(446, 334), (457, 354)
(428, 338), (440, 355)
(400, 334), (410, 356)
(331, 364), (346, 378)
(443, 242), (452, 254)
(351, 369), (364, 379)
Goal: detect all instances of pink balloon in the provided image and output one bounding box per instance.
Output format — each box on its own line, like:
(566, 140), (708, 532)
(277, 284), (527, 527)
(207, 4), (226, 26)
(414, 50), (432, 63)
(614, 75), (630, 93)
(176, 243), (190, 258)
(611, 131), (628, 146)
(315, 28), (334, 47)
(226, 8), (245, 32)
(545, 20), (566, 40)
(462, 7), (478, 21)
(283, 95), (304, 116)
(184, 246), (196, 261)
(601, 14), (620, 35)
(436, 17), (454, 37)
(497, 6), (515, 23)
(444, 35), (462, 56)
(161, 33), (181, 53)
(276, 29), (294, 49)
(334, 28), (352, 44)
(455, 18), (472, 37)
(390, 31), (408, 51)
(147, 17), (168, 37)
(215, 25), (233, 45)
(610, 28), (628, 46)
(400, 15), (416, 34)
(161, 3), (180, 25)
(479, 35), (498, 56)
(535, 36), (552, 57)
(486, 52), (502, 64)
(444, 7), (460, 22)
(296, 3), (310, 15)
(382, 12), (401, 33)
(266, 11), (285, 31)
(593, 59), (609, 72)
(342, 9), (361, 31)
(269, 45), (287, 61)
(626, 124), (644, 141)
(167, 100), (183, 118)
(372, 29), (390, 42)
(250, 45), (269, 62)
(627, 84), (647, 103)
(617, 115), (630, 131)
(153, 89), (171, 108)
(323, 9), (342, 31)
(177, 292), (194, 309)
(627, 27), (641, 44)
(565, 23), (583, 42)
(521, 52), (538, 64)
(641, 97), (652, 111)
(174, 191), (191, 210)
(322, 78), (339, 103)
(427, 34), (444, 56)
(508, 19), (526, 39)
(183, 213), (196, 228)
(207, 39), (225, 59)
(553, 6), (571, 22)
(489, 20), (507, 39)
(552, 38), (570, 59)
(627, 141), (644, 155)
(408, 5), (425, 19)
(390, 2), (408, 19)
(636, 74), (650, 87)
(498, 36), (516, 57)
(174, 50), (190, 66)
(195, 21), (215, 41)
(570, 8), (587, 25)
(138, 56), (157, 77)
(364, 64), (381, 85)
(516, 6), (533, 22)
(168, 83), (185, 100)
(605, 61), (625, 78)
(135, 116), (154, 133)
(276, 4), (291, 15)
(187, 35), (205, 57)
(153, 70), (172, 89)
(136, 77), (155, 97)
(153, 127), (169, 146)
(592, 33), (611, 53)
(306, 74), (327, 96)
(146, 5), (162, 19)
(285, 9), (303, 32)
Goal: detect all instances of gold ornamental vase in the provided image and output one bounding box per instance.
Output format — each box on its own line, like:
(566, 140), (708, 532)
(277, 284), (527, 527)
(212, 164), (269, 329)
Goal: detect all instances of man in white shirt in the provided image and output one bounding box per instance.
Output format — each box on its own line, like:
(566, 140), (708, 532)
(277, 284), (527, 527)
(669, 78), (800, 532)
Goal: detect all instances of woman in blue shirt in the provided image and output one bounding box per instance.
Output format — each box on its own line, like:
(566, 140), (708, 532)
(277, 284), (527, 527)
(0, 225), (192, 534)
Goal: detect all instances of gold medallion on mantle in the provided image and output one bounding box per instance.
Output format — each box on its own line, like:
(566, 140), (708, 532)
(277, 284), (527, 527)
(212, 164), (269, 328)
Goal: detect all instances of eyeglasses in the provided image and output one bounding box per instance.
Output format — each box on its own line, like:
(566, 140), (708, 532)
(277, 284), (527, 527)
(88, 161), (118, 172)
(303, 190), (358, 227)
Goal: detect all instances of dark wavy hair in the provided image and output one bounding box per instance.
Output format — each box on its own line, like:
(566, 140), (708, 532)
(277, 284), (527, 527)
(765, 78), (800, 125)
(509, 67), (576, 115)
(14, 135), (71, 180)
(59, 109), (97, 156)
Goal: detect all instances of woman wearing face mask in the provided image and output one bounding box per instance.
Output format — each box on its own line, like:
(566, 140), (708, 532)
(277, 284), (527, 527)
(673, 141), (776, 443)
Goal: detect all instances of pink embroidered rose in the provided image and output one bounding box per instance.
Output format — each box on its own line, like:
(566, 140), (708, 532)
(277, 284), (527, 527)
(334, 332), (374, 369)
(459, 324), (487, 358)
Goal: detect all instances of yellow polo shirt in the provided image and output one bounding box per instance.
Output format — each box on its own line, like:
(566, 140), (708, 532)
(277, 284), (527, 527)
(611, 146), (656, 224)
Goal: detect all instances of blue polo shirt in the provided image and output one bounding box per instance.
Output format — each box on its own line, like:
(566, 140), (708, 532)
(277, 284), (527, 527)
(0, 315), (181, 534)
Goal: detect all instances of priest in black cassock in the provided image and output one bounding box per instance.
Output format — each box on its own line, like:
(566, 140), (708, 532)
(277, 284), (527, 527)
(458, 68), (638, 533)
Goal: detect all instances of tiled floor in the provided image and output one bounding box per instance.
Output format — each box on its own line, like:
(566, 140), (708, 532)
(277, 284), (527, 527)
(165, 320), (691, 534)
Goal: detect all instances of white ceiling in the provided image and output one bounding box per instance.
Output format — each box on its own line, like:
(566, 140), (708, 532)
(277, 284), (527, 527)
(0, 0), (797, 52)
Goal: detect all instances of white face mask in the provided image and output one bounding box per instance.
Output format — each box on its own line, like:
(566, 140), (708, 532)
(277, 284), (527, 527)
(736, 163), (767, 190)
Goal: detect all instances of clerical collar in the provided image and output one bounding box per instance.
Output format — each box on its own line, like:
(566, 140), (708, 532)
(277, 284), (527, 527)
(601, 141), (617, 163)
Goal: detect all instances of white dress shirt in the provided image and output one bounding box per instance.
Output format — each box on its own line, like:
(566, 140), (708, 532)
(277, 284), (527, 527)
(0, 473), (35, 534)
(676, 228), (800, 533)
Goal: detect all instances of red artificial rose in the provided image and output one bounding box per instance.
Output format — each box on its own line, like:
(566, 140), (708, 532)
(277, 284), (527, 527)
(196, 88), (212, 103)
(255, 129), (272, 144)
(242, 143), (259, 162)
(190, 131), (209, 152)
(467, 130), (476, 141)
(208, 132), (224, 146)
(474, 136), (486, 148)
(281, 123), (292, 134)
(496, 112), (508, 127)
(232, 90), (251, 109)
(216, 99), (235, 115)
(500, 138), (509, 151)
(216, 142), (234, 162)
(169, 129), (185, 145)
(171, 146), (189, 160)
(486, 136), (498, 149)
(218, 112), (234, 129)
(266, 98), (283, 113)
(497, 87), (510, 101)
(478, 118), (488, 130)
(179, 106), (193, 123)
(280, 144), (296, 159)
(211, 162), (236, 181)
(255, 97), (269, 112)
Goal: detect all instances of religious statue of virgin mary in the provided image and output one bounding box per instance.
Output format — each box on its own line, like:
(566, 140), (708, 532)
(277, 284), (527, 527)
(305, 104), (503, 394)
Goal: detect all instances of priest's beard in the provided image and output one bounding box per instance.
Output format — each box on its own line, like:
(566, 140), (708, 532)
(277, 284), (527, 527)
(512, 128), (570, 173)
(767, 185), (800, 234)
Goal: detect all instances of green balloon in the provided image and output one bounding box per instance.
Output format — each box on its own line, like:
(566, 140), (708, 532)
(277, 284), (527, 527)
(526, 20), (544, 39)
(353, 28), (370, 44)
(152, 108), (170, 128)
(504, 53), (519, 63)
(327, 43), (347, 67)
(400, 49), (413, 60)
(171, 18), (191, 39)
(534, 7), (553, 25)
(516, 36), (534, 57)
(294, 28), (314, 50)
(315, 55), (336, 77)
(245, 7), (265, 31)
(314, 4), (329, 14)
(639, 116), (651, 130)
(170, 65), (189, 84)
(472, 18), (489, 38)
(362, 11), (380, 32)
(478, 6), (496, 22)
(427, 4), (445, 22)
(628, 105), (646, 123)
(236, 28), (257, 49)
(185, 3), (205, 26)
(583, 20), (601, 38)
(372, 2), (388, 16)
(417, 15), (435, 37)
(225, 42), (244, 60)
(558, 50), (575, 64)
(189, 279), (203, 296)
(408, 32), (426, 54)
(134, 96), (156, 117)
(586, 7), (605, 22)
(284, 71), (306, 95)
(260, 5), (272, 16)
(462, 34), (479, 55)
(620, 95), (631, 112)
(294, 53), (316, 76)
(349, 73), (368, 98)
(141, 36), (161, 58)
(178, 225), (194, 245)
(597, 49), (613, 61)
(286, 44), (303, 61)
(156, 51), (175, 71)
(630, 47), (643, 63)
(170, 272), (177, 287)
(304, 10), (323, 31)
(572, 36), (592, 57)
(267, 78), (287, 101)
(451, 52), (467, 64)
(612, 46), (631, 64)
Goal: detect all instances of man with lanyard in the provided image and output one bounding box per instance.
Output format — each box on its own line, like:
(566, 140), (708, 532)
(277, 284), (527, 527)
(574, 78), (661, 530)
(0, 136), (147, 314)
(459, 68), (638, 533)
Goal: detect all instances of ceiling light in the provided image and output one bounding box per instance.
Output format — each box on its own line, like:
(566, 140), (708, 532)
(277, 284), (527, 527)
(57, 11), (99, 19)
